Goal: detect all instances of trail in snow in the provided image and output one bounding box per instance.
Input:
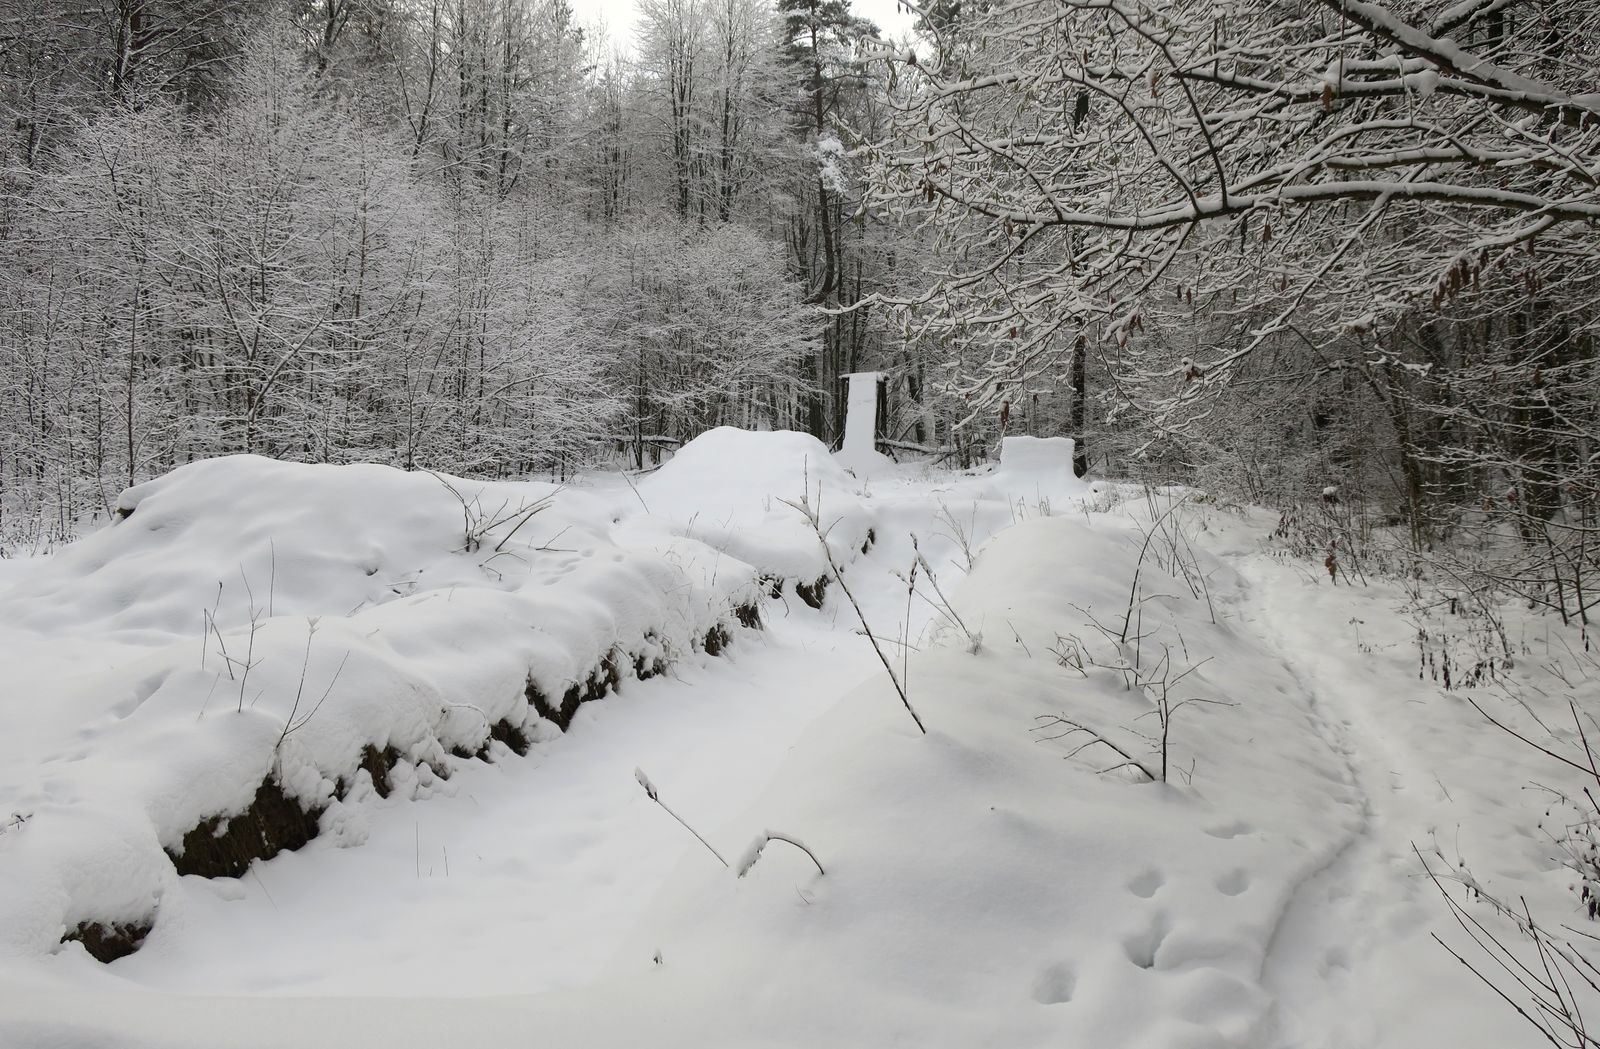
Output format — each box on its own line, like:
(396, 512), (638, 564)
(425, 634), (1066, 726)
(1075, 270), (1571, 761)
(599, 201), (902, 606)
(1231, 548), (1526, 1049)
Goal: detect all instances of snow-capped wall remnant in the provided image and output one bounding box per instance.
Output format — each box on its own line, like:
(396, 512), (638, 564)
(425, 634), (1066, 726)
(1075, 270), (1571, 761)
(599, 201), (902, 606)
(0, 453), (769, 961)
(837, 373), (892, 477)
(994, 436), (1088, 507)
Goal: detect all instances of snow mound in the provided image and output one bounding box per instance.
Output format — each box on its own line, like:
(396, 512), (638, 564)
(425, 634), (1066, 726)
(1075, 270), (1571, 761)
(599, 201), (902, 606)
(636, 428), (873, 585)
(640, 428), (852, 522)
(0, 454), (764, 962)
(1, 456), (532, 639)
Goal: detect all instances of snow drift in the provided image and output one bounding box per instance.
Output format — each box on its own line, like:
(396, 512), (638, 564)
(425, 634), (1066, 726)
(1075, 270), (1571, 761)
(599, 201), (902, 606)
(632, 427), (875, 591)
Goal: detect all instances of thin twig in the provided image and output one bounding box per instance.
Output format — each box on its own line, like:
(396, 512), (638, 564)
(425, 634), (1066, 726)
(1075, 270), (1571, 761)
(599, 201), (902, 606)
(636, 768), (730, 869)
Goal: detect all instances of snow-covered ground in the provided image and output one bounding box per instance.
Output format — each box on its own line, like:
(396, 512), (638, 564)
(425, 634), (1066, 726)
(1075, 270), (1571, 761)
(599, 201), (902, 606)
(0, 430), (1590, 1048)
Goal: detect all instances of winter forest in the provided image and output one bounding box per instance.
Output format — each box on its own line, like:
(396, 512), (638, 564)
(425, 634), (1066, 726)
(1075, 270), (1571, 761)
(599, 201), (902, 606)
(2, 0), (1597, 566)
(2, 0), (1600, 1046)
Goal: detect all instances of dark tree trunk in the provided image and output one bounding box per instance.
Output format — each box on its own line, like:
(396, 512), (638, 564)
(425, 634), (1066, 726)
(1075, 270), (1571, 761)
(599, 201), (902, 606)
(1071, 335), (1087, 477)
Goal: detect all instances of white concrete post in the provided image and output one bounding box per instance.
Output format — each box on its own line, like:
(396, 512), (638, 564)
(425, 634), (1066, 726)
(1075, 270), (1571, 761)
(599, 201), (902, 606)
(843, 372), (882, 458)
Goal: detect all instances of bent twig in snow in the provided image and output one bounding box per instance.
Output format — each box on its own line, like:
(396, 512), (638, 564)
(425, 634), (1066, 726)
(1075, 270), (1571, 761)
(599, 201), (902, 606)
(737, 831), (825, 878)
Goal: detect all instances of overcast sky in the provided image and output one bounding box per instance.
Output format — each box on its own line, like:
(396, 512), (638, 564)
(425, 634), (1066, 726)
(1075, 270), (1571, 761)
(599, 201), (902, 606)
(575, 0), (918, 54)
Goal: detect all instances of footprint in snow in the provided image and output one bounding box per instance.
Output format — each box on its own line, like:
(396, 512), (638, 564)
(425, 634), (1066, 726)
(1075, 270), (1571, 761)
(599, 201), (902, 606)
(1123, 913), (1171, 970)
(1215, 868), (1250, 896)
(1126, 869), (1165, 899)
(109, 671), (168, 720)
(1031, 962), (1075, 1005)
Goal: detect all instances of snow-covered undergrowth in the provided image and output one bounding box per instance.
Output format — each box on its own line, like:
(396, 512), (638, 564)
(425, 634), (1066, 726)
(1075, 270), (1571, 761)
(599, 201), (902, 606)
(1, 430), (1588, 1049)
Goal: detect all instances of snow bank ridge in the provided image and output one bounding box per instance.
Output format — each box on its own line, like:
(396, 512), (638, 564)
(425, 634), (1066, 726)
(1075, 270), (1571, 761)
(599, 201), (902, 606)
(0, 454), (771, 963)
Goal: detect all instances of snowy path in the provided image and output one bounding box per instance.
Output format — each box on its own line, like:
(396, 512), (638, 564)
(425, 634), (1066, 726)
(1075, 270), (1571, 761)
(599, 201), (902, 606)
(1232, 552), (1528, 1048)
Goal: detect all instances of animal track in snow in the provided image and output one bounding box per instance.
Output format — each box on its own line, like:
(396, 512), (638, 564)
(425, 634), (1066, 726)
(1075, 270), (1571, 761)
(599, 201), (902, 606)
(110, 671), (168, 720)
(1215, 868), (1250, 896)
(1123, 913), (1170, 970)
(1171, 966), (1270, 1033)
(1030, 962), (1075, 1004)
(1204, 819), (1254, 839)
(1126, 869), (1165, 899)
